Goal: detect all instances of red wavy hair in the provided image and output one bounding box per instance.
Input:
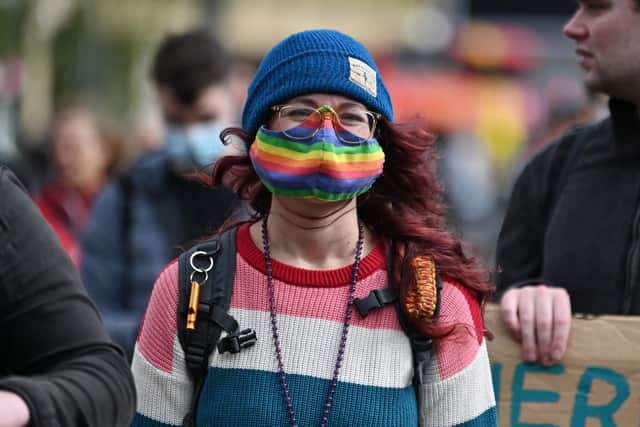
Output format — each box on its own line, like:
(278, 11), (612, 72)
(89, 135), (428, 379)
(211, 118), (494, 337)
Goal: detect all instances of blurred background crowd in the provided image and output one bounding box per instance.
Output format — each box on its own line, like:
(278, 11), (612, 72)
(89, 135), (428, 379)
(0, 0), (604, 268)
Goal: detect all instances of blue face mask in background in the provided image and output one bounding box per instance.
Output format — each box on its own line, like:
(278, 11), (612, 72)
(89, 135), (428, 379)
(165, 120), (226, 168)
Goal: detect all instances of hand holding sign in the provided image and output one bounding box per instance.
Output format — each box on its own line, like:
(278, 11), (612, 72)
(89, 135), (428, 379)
(500, 285), (572, 366)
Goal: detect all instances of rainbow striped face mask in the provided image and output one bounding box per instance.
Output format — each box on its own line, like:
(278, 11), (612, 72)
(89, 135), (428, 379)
(249, 108), (385, 201)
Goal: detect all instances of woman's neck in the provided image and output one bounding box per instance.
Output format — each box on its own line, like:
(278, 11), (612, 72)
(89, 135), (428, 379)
(249, 195), (375, 270)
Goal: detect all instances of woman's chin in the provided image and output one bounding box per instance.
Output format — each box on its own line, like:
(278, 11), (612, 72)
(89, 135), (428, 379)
(272, 194), (355, 220)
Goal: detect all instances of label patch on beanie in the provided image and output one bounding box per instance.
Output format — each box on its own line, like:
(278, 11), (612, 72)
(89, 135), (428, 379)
(348, 57), (377, 97)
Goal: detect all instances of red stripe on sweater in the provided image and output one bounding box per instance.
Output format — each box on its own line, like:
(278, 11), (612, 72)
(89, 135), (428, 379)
(236, 223), (385, 287)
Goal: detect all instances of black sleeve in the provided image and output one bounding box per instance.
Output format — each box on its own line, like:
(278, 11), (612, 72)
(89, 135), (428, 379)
(494, 141), (565, 299)
(0, 166), (136, 427)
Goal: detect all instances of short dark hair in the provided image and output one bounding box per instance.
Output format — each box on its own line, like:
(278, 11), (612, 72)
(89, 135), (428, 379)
(151, 29), (230, 106)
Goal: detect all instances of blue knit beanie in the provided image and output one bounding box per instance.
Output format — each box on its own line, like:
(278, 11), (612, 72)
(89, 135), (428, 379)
(241, 29), (394, 136)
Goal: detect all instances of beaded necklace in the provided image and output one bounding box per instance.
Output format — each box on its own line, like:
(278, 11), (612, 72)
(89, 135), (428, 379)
(261, 216), (365, 427)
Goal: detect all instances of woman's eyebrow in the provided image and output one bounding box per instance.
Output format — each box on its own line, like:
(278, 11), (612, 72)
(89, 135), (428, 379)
(337, 102), (367, 109)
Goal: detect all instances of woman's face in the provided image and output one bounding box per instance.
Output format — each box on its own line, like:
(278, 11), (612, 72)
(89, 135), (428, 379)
(268, 93), (374, 140)
(52, 111), (110, 191)
(253, 92), (384, 209)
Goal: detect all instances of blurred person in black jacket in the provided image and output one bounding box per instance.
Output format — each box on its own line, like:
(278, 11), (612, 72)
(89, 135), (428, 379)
(496, 0), (640, 366)
(0, 165), (135, 427)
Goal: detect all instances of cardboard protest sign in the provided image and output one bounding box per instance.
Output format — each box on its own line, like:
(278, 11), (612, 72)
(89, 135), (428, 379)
(484, 303), (640, 426)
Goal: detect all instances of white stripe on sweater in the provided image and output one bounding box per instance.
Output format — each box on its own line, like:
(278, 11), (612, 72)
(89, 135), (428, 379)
(419, 342), (496, 427)
(213, 307), (414, 388)
(132, 340), (192, 426)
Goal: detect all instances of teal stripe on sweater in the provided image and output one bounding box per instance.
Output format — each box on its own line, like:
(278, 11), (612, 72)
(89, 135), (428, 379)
(196, 367), (418, 427)
(454, 407), (498, 426)
(128, 371), (498, 427)
(130, 414), (175, 427)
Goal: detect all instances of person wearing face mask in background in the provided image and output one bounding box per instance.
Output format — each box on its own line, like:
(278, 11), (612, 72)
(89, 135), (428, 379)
(80, 29), (241, 359)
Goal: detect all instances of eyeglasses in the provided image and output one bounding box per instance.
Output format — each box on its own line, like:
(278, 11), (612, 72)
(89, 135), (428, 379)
(270, 104), (381, 144)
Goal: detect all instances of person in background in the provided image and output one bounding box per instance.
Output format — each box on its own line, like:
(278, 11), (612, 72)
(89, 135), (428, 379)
(131, 29), (497, 427)
(0, 165), (135, 427)
(81, 29), (241, 358)
(496, 0), (640, 366)
(34, 104), (122, 266)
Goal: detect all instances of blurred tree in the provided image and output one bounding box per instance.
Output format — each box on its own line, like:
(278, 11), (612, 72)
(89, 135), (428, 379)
(0, 0), (27, 56)
(14, 0), (205, 145)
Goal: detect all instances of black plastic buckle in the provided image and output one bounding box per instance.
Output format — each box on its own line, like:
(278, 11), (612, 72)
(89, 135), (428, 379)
(217, 329), (257, 354)
(354, 288), (398, 318)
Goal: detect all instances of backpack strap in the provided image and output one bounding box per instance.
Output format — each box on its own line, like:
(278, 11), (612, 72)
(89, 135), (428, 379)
(176, 227), (256, 427)
(357, 254), (442, 402)
(401, 282), (442, 394)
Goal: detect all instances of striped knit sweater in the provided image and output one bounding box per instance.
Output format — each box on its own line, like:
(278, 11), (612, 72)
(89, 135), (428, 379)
(131, 224), (497, 426)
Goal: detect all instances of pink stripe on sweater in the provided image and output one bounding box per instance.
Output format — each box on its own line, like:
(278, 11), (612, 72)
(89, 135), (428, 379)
(430, 279), (484, 380)
(136, 261), (179, 373)
(231, 254), (402, 331)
